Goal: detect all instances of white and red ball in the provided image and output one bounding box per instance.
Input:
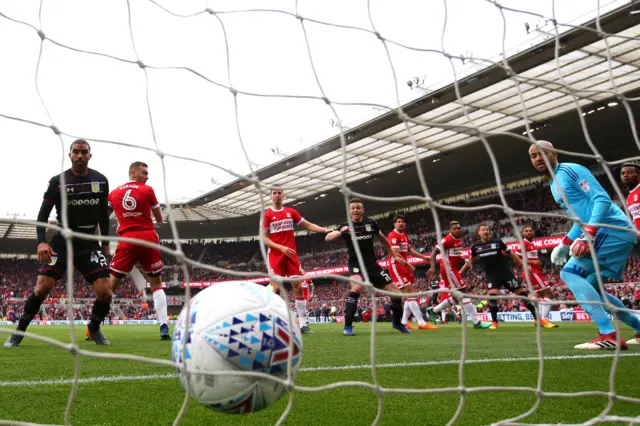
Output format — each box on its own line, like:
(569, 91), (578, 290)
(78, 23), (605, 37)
(171, 281), (303, 414)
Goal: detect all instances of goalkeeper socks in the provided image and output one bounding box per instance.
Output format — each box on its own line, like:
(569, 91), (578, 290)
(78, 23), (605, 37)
(152, 288), (168, 325)
(539, 298), (551, 320)
(17, 292), (47, 332)
(295, 298), (308, 327)
(88, 299), (111, 332)
(401, 300), (411, 325)
(344, 292), (360, 327)
(489, 301), (499, 323)
(524, 301), (537, 320)
(407, 299), (425, 326)
(586, 274), (640, 333)
(601, 293), (640, 333)
(561, 269), (614, 334)
(390, 297), (403, 325)
(462, 298), (479, 324)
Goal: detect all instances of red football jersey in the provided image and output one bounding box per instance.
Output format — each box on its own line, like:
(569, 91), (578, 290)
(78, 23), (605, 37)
(627, 184), (640, 230)
(108, 181), (160, 235)
(440, 233), (463, 270)
(264, 207), (303, 254)
(387, 229), (410, 263)
(513, 239), (543, 275)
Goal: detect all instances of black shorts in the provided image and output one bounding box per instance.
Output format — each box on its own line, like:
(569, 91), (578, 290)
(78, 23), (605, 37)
(487, 275), (522, 292)
(348, 262), (393, 289)
(38, 235), (110, 284)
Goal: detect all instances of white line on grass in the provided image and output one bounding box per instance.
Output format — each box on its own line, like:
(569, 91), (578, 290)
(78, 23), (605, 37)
(1, 353), (638, 388)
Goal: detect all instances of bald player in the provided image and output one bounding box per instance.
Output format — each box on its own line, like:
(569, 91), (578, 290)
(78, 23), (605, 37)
(529, 140), (640, 349)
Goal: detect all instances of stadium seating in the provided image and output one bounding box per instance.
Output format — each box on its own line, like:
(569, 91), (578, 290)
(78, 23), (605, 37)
(1, 183), (639, 321)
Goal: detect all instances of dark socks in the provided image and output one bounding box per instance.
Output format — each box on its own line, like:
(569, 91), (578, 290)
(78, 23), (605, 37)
(17, 292), (47, 332)
(88, 299), (111, 332)
(344, 292), (360, 327)
(391, 298), (403, 325)
(524, 301), (537, 320)
(489, 301), (499, 323)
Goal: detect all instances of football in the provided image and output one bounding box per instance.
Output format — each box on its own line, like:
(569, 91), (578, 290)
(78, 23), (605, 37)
(171, 281), (303, 414)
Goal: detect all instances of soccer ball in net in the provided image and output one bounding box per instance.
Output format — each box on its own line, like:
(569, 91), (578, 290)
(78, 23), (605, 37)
(171, 281), (303, 414)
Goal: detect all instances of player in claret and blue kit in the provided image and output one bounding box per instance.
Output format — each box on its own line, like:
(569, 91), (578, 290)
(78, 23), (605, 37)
(530, 141), (640, 349)
(5, 140), (113, 346)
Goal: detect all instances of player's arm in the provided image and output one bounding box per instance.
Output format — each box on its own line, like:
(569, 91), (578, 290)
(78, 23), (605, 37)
(36, 176), (58, 264)
(556, 167), (612, 259)
(148, 187), (164, 224)
(501, 240), (522, 268)
(98, 178), (111, 256)
(262, 228), (296, 258)
(409, 247), (428, 260)
(377, 231), (407, 266)
(427, 242), (442, 278)
(513, 245), (541, 267)
(459, 257), (472, 275)
(325, 224), (346, 242)
(298, 219), (332, 234)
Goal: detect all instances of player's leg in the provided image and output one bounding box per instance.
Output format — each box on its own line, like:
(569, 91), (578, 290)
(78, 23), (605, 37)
(582, 238), (640, 343)
(4, 275), (57, 347)
(560, 243), (627, 349)
(79, 246), (113, 345)
(291, 279), (312, 334)
(513, 285), (538, 323)
(536, 287), (559, 328)
(403, 284), (436, 330)
(343, 275), (364, 336)
(138, 238), (170, 340)
(373, 268), (409, 334)
(5, 239), (65, 347)
(486, 287), (500, 329)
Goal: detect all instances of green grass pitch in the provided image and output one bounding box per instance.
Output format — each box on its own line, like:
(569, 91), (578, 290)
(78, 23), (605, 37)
(0, 322), (639, 425)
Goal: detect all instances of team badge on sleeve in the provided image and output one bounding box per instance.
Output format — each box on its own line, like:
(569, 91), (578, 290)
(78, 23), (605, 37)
(579, 179), (590, 193)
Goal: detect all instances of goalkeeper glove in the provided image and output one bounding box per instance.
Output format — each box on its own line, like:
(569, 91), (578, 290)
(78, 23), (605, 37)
(550, 235), (572, 266)
(569, 225), (597, 258)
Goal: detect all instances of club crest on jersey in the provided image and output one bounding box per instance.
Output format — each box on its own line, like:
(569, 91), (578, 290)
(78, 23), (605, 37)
(365, 224), (372, 232)
(91, 182), (100, 193)
(491, 243), (496, 249)
(286, 212), (291, 218)
(579, 179), (590, 193)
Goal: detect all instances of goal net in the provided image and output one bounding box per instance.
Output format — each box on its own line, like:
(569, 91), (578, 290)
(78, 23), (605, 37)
(0, 0), (639, 424)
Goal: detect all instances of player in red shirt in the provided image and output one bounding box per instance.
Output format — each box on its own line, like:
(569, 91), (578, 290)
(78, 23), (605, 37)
(106, 161), (169, 340)
(387, 215), (437, 330)
(620, 162), (640, 345)
(263, 186), (332, 334)
(512, 225), (559, 329)
(427, 221), (491, 329)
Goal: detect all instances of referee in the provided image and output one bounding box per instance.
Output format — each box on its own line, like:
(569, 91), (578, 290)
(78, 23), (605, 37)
(5, 139), (113, 346)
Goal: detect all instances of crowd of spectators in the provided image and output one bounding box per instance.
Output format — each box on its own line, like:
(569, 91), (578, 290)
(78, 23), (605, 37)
(2, 181), (639, 322)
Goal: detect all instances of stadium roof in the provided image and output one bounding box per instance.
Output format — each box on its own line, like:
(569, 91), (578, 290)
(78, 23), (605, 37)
(1, 4), (639, 249)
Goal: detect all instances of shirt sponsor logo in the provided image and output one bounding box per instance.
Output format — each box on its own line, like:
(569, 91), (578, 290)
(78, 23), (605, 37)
(355, 234), (372, 240)
(270, 219), (294, 233)
(68, 198), (99, 206)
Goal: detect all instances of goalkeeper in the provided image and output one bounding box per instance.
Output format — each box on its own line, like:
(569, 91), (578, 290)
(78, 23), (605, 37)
(529, 141), (640, 350)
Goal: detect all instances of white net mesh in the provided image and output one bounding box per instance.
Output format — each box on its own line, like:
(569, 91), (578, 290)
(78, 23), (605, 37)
(1, 0), (640, 425)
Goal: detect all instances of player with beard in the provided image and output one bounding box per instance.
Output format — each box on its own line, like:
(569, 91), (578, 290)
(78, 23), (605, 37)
(263, 186), (332, 334)
(512, 225), (559, 328)
(530, 141), (640, 349)
(5, 140), (113, 346)
(387, 214), (437, 330)
(326, 198), (410, 336)
(427, 221), (491, 329)
(460, 224), (537, 329)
